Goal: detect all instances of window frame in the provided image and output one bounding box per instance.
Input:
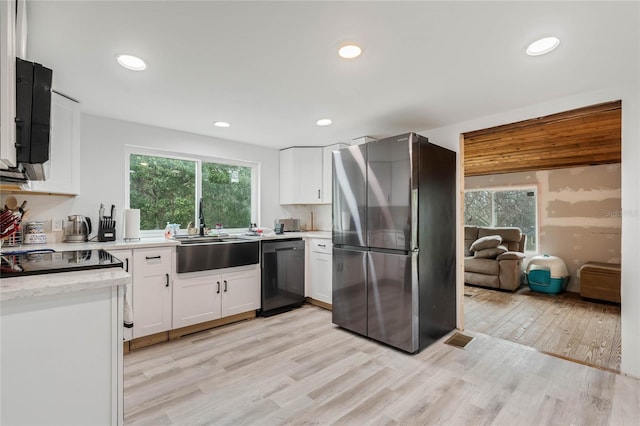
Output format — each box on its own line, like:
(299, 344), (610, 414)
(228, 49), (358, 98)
(125, 145), (259, 236)
(464, 185), (539, 253)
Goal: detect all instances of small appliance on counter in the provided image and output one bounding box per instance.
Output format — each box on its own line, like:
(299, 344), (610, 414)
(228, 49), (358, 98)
(274, 218), (300, 233)
(64, 215), (91, 242)
(98, 204), (116, 242)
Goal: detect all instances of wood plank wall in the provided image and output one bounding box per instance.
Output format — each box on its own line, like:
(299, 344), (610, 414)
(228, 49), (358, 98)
(463, 100), (621, 176)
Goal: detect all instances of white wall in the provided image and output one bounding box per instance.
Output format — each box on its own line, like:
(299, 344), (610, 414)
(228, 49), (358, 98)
(421, 83), (640, 379)
(3, 114), (288, 241)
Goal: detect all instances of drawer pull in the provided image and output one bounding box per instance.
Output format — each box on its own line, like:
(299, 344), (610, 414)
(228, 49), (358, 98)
(217, 281), (221, 294)
(224, 280), (228, 292)
(145, 255), (161, 260)
(317, 244), (326, 248)
(165, 273), (170, 287)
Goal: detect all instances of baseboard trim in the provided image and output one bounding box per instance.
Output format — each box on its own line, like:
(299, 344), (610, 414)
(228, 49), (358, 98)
(126, 311), (257, 352)
(129, 331), (169, 351)
(305, 297), (332, 311)
(169, 311), (256, 340)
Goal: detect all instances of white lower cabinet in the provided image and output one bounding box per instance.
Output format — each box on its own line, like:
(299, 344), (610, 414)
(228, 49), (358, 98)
(309, 238), (333, 304)
(220, 266), (261, 317)
(107, 248), (133, 342)
(1, 286), (124, 425)
(132, 247), (172, 339)
(173, 264), (260, 329)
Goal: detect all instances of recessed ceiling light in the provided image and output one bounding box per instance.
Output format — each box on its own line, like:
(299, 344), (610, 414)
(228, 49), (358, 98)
(316, 119), (332, 126)
(116, 54), (147, 71)
(214, 121), (230, 128)
(526, 37), (560, 56)
(338, 44), (362, 59)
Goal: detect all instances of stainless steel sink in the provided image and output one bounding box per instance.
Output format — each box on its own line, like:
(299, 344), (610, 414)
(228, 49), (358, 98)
(175, 235), (259, 273)
(173, 234), (252, 244)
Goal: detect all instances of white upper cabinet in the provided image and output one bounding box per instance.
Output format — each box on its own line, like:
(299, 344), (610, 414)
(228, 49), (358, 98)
(280, 147), (323, 204)
(321, 143), (347, 203)
(29, 93), (81, 195)
(280, 144), (347, 205)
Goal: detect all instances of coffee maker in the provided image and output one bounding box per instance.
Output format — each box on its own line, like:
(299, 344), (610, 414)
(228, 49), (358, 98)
(64, 215), (91, 242)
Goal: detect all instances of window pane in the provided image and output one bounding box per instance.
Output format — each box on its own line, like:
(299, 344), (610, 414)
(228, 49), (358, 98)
(202, 162), (252, 228)
(494, 190), (537, 251)
(464, 190), (491, 226)
(464, 188), (537, 252)
(130, 154), (196, 230)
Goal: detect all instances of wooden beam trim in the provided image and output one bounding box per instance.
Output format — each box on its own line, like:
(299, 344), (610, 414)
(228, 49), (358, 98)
(463, 100), (621, 139)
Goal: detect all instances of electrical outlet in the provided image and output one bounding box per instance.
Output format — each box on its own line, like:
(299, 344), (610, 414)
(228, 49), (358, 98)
(51, 218), (64, 232)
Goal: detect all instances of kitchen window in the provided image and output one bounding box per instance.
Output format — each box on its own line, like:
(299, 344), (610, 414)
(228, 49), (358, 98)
(464, 187), (538, 252)
(127, 149), (257, 232)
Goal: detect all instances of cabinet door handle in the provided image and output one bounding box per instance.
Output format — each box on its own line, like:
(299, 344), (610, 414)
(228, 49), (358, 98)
(318, 189), (321, 199)
(224, 280), (228, 292)
(146, 255), (161, 260)
(165, 273), (170, 287)
(124, 258), (129, 272)
(217, 281), (221, 294)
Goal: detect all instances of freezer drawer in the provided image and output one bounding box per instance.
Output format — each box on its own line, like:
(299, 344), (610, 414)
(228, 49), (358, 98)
(367, 250), (418, 353)
(332, 247), (367, 336)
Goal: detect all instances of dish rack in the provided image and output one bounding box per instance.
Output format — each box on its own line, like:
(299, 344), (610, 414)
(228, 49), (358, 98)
(1, 210), (23, 247)
(2, 228), (23, 247)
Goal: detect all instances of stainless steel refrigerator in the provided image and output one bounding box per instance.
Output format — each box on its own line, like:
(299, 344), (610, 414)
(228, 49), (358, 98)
(332, 132), (456, 353)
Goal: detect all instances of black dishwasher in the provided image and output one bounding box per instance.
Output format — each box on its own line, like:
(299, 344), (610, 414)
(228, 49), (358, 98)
(260, 238), (305, 316)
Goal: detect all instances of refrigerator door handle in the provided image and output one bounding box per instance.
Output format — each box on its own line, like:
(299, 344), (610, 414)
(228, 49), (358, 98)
(411, 188), (419, 250)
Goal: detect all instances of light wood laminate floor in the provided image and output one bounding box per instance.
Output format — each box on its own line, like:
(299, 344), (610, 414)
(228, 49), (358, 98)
(463, 285), (621, 372)
(124, 304), (638, 425)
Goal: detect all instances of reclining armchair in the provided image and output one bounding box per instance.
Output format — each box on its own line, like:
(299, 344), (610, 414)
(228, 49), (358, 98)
(464, 226), (527, 291)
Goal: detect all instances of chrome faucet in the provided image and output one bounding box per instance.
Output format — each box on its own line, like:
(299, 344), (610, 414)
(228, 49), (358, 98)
(199, 198), (206, 236)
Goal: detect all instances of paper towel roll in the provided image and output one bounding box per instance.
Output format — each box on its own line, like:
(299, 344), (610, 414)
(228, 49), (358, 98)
(124, 209), (140, 240)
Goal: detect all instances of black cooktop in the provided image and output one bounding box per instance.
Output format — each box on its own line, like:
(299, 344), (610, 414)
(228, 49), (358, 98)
(1, 249), (123, 277)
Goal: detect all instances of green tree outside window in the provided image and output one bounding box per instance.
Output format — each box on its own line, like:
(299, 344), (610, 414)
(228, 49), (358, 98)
(129, 153), (254, 230)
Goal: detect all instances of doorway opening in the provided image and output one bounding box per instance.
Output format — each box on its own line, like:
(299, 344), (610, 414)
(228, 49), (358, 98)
(459, 101), (622, 372)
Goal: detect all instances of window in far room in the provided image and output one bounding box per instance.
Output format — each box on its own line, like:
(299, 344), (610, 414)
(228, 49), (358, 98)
(127, 150), (257, 232)
(464, 187), (538, 252)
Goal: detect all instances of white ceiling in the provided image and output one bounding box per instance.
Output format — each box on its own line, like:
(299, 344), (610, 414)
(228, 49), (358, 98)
(26, 1), (639, 150)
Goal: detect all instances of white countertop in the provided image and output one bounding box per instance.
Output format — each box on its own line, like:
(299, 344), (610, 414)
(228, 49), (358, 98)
(2, 232), (331, 254)
(3, 237), (181, 253)
(0, 231), (331, 303)
(0, 267), (130, 302)
(259, 231), (331, 240)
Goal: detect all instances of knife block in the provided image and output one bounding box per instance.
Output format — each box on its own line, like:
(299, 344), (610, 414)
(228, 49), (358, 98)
(98, 218), (116, 242)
